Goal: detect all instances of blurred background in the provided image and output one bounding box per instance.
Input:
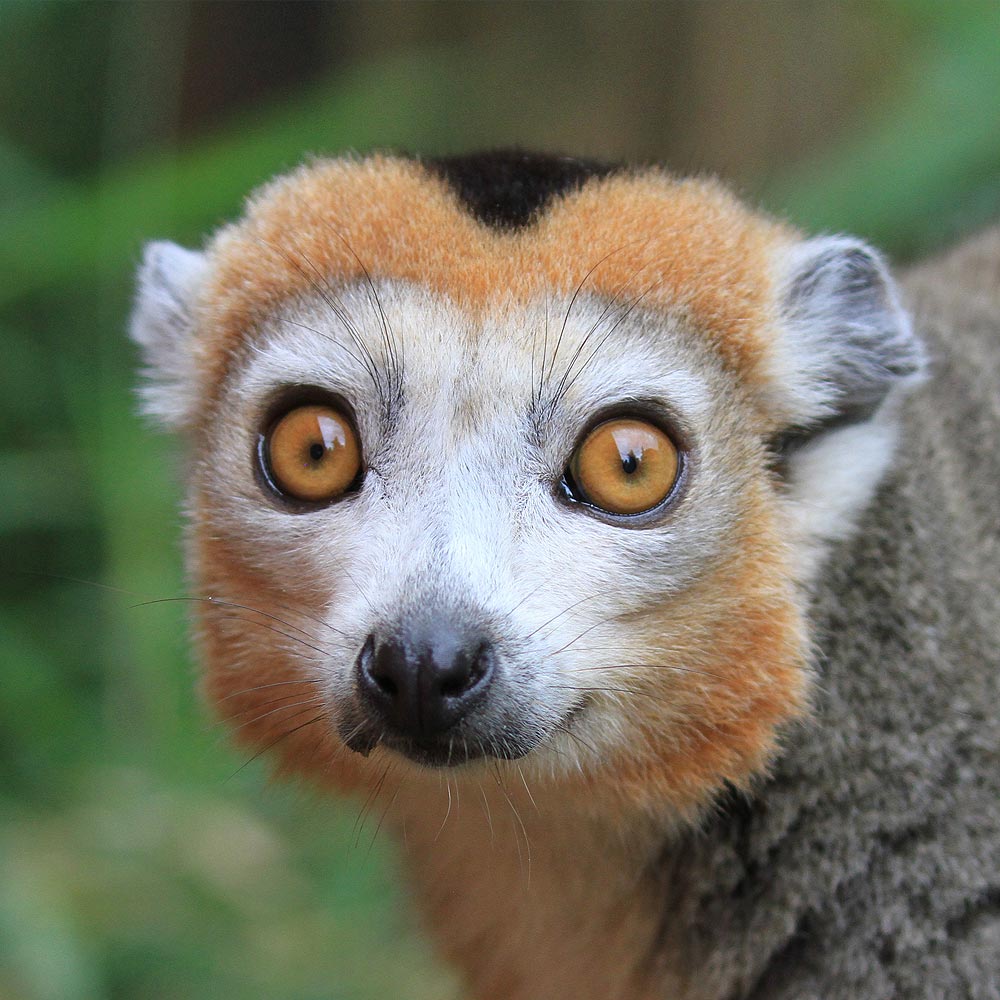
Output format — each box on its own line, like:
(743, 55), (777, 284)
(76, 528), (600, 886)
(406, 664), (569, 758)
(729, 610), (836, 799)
(2, 2), (999, 998)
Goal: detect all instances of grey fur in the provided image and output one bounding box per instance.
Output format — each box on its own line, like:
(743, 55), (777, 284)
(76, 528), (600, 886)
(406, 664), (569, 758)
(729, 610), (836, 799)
(652, 228), (1000, 999)
(778, 235), (925, 432)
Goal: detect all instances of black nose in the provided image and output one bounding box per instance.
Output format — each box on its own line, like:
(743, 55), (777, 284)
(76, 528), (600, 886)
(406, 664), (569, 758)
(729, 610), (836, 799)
(356, 621), (495, 743)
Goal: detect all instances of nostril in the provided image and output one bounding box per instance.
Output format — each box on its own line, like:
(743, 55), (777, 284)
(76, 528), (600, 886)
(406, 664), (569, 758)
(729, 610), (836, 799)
(438, 643), (492, 699)
(470, 644), (491, 686)
(373, 671), (398, 697)
(357, 634), (404, 704)
(439, 676), (466, 698)
(356, 633), (389, 700)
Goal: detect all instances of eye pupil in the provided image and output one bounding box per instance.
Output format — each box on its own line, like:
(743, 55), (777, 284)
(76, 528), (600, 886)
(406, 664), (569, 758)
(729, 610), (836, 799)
(309, 443), (325, 462)
(621, 452), (639, 475)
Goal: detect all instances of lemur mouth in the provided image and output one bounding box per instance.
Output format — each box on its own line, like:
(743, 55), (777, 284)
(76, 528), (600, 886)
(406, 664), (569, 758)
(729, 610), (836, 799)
(338, 682), (592, 770)
(340, 718), (533, 768)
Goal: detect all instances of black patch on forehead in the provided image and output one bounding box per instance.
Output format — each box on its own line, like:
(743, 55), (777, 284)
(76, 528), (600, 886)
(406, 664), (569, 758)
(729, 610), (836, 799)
(423, 149), (620, 231)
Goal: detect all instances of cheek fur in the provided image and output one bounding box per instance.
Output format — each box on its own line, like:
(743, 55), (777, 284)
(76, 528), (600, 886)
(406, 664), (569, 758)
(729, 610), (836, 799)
(561, 488), (810, 817)
(191, 512), (374, 796)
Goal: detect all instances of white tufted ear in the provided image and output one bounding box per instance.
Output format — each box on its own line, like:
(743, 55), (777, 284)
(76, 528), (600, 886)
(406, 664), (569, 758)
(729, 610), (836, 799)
(129, 240), (209, 430)
(767, 236), (926, 553)
(770, 235), (925, 427)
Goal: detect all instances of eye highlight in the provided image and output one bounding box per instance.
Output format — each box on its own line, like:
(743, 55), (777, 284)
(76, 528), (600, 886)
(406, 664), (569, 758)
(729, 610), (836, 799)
(262, 404), (362, 503)
(567, 418), (679, 516)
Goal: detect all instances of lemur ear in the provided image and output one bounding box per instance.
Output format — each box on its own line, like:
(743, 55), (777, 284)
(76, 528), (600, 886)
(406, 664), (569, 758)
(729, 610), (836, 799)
(130, 241), (208, 430)
(768, 236), (926, 551)
(772, 235), (925, 430)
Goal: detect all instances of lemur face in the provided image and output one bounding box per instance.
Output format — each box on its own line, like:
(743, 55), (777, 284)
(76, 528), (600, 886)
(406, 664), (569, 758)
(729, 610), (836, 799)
(133, 153), (922, 813)
(207, 282), (753, 777)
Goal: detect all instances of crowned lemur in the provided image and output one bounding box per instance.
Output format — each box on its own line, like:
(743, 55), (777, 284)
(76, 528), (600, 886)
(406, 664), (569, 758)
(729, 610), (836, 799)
(131, 151), (1000, 999)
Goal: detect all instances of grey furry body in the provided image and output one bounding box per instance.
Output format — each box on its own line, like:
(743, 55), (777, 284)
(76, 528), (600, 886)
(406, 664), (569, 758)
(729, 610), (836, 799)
(657, 230), (1000, 999)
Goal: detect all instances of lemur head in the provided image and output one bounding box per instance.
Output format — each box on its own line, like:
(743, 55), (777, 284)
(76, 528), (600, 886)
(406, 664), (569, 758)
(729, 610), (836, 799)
(132, 152), (923, 816)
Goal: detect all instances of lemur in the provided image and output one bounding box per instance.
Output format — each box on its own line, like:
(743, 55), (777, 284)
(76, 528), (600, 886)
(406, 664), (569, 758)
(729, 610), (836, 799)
(131, 151), (1000, 999)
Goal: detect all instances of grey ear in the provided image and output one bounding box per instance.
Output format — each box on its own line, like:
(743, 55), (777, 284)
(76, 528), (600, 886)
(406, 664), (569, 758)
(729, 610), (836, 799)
(129, 241), (209, 430)
(768, 237), (927, 554)
(774, 236), (925, 434)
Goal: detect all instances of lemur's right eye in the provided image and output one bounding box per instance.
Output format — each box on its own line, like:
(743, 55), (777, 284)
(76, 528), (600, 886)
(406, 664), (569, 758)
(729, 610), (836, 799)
(566, 418), (679, 516)
(262, 404), (362, 503)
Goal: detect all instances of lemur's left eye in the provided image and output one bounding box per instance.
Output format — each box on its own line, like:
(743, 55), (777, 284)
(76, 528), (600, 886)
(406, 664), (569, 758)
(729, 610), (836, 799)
(566, 418), (679, 516)
(262, 404), (362, 503)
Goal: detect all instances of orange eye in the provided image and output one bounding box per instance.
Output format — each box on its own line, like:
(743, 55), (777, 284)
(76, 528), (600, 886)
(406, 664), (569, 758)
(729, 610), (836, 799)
(264, 404), (362, 503)
(569, 418), (679, 515)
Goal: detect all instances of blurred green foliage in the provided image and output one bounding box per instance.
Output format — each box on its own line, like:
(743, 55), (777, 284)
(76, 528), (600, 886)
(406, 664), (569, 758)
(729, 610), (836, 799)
(1, 2), (998, 998)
